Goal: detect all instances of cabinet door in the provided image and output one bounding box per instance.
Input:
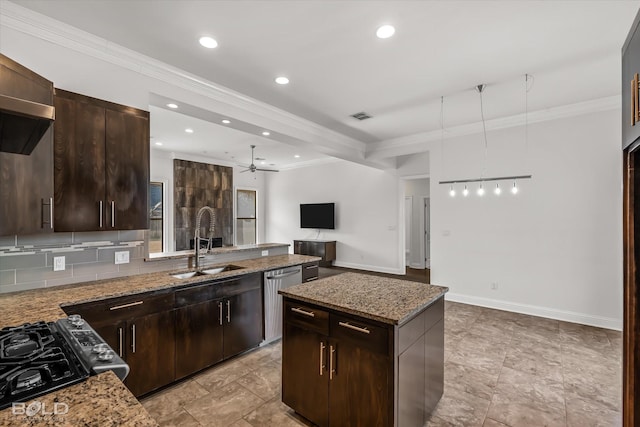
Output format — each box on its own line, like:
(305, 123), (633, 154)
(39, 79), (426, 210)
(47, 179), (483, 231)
(0, 127), (54, 236)
(223, 288), (263, 359)
(329, 341), (391, 427)
(175, 299), (224, 379)
(282, 321), (329, 427)
(125, 310), (175, 397)
(53, 93), (106, 231)
(105, 108), (149, 230)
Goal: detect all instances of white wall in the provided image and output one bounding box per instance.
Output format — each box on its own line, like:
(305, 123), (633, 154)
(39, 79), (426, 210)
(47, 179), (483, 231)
(429, 109), (623, 329)
(404, 179), (430, 269)
(150, 150), (266, 252)
(265, 160), (404, 274)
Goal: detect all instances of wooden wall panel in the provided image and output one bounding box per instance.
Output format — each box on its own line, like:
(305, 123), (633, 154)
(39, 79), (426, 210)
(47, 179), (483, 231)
(173, 159), (233, 251)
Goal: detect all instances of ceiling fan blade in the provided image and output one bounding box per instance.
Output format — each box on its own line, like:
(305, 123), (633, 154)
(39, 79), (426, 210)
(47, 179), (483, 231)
(255, 168), (279, 172)
(239, 169), (250, 173)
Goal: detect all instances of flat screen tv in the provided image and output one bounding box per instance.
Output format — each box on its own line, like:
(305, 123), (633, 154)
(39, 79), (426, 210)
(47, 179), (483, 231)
(300, 203), (335, 229)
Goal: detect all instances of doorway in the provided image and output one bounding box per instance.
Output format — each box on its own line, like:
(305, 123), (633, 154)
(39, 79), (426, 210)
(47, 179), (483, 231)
(403, 178), (430, 272)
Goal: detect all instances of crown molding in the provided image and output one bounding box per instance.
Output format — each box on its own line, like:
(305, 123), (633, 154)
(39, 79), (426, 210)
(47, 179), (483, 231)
(0, 1), (377, 164)
(366, 95), (620, 160)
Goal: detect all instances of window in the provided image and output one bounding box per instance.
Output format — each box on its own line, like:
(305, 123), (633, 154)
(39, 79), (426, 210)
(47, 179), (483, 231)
(236, 189), (257, 245)
(149, 182), (163, 253)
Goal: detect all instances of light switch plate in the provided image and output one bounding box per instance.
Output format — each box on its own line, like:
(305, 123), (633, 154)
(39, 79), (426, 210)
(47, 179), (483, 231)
(115, 251), (130, 265)
(261, 250), (269, 256)
(53, 256), (65, 271)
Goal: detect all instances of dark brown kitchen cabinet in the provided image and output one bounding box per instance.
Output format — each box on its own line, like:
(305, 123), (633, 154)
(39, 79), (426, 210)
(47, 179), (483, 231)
(0, 54), (54, 236)
(64, 290), (175, 397)
(282, 300), (393, 427)
(302, 261), (319, 283)
(175, 298), (224, 379)
(53, 89), (149, 231)
(294, 240), (336, 267)
(174, 272), (263, 379)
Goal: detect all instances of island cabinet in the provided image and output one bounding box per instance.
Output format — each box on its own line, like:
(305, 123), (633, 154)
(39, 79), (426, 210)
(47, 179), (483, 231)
(53, 88), (149, 232)
(294, 240), (336, 267)
(174, 272), (263, 379)
(281, 283), (445, 427)
(65, 290), (176, 397)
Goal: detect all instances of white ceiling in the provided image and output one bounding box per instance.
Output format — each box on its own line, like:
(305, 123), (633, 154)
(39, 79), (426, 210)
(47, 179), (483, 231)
(11, 0), (640, 167)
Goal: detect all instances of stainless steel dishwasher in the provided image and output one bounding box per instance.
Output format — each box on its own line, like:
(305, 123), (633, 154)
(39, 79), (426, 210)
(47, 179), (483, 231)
(263, 265), (302, 343)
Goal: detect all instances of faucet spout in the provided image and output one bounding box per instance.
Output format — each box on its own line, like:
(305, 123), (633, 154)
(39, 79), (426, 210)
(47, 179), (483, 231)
(194, 206), (216, 269)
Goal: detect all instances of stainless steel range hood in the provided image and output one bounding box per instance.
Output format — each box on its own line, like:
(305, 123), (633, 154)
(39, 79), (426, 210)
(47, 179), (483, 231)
(0, 54), (55, 155)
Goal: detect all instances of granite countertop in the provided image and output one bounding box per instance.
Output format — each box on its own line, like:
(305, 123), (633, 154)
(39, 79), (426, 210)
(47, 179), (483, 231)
(0, 253), (320, 328)
(0, 253), (319, 424)
(146, 242), (290, 261)
(279, 272), (448, 325)
(0, 371), (158, 427)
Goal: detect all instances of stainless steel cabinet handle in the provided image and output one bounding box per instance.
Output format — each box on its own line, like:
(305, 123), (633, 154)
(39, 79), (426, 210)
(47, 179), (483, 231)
(226, 300), (231, 323)
(109, 301), (143, 311)
(329, 345), (335, 380)
(218, 301), (223, 326)
(99, 201), (103, 228)
(111, 201), (115, 227)
(338, 321), (370, 334)
(266, 268), (301, 280)
(118, 327), (123, 357)
(319, 341), (326, 376)
(305, 265), (318, 270)
(306, 277), (318, 282)
(41, 198), (53, 229)
(291, 307), (315, 317)
(131, 324), (136, 353)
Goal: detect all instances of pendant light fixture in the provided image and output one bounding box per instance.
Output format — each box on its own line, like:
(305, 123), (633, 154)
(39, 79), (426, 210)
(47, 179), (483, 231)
(439, 74), (533, 196)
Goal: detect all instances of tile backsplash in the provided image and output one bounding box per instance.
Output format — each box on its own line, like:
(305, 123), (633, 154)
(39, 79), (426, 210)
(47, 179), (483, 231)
(0, 230), (170, 293)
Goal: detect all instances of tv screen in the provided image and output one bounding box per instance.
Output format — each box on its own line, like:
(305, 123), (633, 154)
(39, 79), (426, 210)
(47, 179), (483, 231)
(300, 203), (335, 229)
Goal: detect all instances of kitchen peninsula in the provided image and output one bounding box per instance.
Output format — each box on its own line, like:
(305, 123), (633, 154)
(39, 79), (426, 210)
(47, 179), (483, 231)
(280, 273), (448, 427)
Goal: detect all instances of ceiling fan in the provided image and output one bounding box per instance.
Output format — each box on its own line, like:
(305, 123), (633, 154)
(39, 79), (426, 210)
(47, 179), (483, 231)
(239, 145), (279, 173)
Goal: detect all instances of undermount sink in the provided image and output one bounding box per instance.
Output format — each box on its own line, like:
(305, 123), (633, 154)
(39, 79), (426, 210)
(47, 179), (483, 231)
(170, 264), (245, 279)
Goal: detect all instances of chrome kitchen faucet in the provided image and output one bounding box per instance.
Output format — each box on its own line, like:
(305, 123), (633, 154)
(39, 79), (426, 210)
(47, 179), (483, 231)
(194, 206), (216, 269)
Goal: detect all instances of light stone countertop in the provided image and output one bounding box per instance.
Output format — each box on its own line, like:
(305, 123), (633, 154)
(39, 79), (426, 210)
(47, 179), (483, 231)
(279, 272), (448, 325)
(0, 253), (320, 425)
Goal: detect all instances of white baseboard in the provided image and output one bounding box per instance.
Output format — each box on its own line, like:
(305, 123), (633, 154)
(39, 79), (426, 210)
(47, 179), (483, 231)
(331, 261), (405, 276)
(445, 292), (622, 331)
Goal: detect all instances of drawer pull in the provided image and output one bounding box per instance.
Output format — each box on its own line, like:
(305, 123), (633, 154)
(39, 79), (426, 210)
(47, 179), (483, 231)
(339, 321), (370, 334)
(306, 277), (318, 282)
(118, 327), (123, 357)
(109, 301), (143, 311)
(291, 307), (315, 317)
(305, 265), (318, 270)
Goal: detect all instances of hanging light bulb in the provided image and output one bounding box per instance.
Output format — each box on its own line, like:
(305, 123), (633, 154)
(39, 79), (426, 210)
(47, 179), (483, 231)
(449, 185), (456, 197)
(462, 185), (469, 197)
(477, 183), (485, 196)
(494, 183), (501, 195)
(511, 181), (519, 194)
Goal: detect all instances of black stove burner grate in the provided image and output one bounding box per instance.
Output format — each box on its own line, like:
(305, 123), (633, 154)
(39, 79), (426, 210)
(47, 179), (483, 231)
(0, 322), (89, 411)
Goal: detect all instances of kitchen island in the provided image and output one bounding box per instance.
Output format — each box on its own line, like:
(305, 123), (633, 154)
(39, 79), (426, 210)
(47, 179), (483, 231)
(279, 272), (448, 427)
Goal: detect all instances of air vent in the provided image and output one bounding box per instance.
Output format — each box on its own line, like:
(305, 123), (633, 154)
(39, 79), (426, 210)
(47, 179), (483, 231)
(255, 157), (266, 161)
(350, 111), (372, 121)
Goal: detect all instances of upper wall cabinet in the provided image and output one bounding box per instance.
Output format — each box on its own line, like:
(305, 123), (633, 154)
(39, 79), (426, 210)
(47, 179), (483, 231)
(0, 55), (54, 236)
(53, 89), (149, 231)
(623, 11), (640, 150)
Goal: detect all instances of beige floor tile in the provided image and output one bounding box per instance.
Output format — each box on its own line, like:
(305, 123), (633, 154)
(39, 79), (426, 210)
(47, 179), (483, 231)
(183, 382), (265, 427)
(154, 408), (201, 427)
(243, 398), (310, 426)
(236, 360), (282, 401)
(565, 392), (622, 427)
(503, 343), (563, 384)
(444, 361), (499, 400)
(193, 359), (256, 395)
(482, 417), (510, 427)
(429, 385), (491, 427)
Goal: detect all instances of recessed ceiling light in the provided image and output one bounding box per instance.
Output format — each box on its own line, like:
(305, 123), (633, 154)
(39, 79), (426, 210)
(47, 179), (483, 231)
(185, 128), (194, 134)
(166, 103), (178, 109)
(199, 36), (218, 49)
(275, 76), (289, 85)
(155, 142), (163, 146)
(376, 24), (395, 39)
(262, 131), (270, 136)
(222, 119), (231, 124)
(261, 161), (266, 165)
(294, 154), (300, 158)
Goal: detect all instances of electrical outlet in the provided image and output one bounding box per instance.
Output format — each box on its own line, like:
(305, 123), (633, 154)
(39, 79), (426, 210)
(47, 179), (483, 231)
(115, 251), (130, 265)
(53, 256), (65, 271)
(261, 250), (269, 256)
(491, 282), (498, 290)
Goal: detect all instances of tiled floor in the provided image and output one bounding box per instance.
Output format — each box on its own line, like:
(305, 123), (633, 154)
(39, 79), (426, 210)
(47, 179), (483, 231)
(142, 301), (622, 427)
